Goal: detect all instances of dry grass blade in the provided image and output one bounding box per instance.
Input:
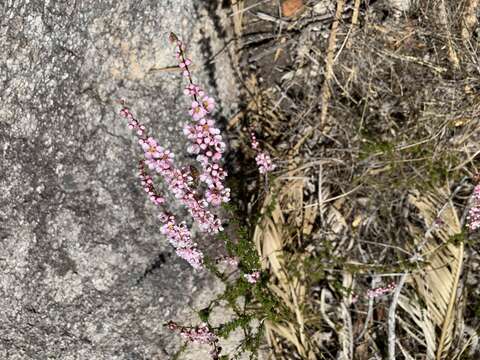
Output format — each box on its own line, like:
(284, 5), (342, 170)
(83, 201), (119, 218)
(231, 0), (245, 38)
(398, 293), (437, 358)
(253, 176), (317, 359)
(290, 0), (345, 155)
(403, 188), (465, 360)
(461, 0), (480, 41)
(437, 0), (460, 69)
(319, 0), (345, 126)
(338, 273), (354, 359)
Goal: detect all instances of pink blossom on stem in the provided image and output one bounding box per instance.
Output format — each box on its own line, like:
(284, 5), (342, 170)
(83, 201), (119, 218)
(170, 33), (230, 206)
(120, 107), (223, 234)
(255, 152), (275, 174)
(467, 184), (480, 231)
(167, 321), (221, 359)
(175, 247), (204, 270)
(180, 323), (217, 344)
(205, 186), (230, 207)
(189, 101), (207, 121)
(249, 131), (276, 174)
(350, 282), (398, 303)
(179, 58), (192, 68)
(250, 131), (260, 150)
(136, 161), (204, 269)
(201, 96), (215, 113)
(244, 271), (261, 284)
(119, 33), (232, 268)
(138, 161), (165, 206)
(159, 213), (204, 269)
(366, 282), (396, 299)
(141, 137), (163, 159)
(184, 84), (204, 97)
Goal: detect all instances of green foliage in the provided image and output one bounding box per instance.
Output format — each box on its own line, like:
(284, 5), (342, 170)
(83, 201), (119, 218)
(182, 192), (291, 359)
(217, 315), (253, 338)
(359, 139), (395, 161)
(448, 231), (466, 246)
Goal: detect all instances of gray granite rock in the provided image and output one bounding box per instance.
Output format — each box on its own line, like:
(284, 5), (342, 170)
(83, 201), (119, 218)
(0, 1), (240, 359)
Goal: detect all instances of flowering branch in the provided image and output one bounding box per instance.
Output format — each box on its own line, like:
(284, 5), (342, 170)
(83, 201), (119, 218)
(167, 321), (221, 359)
(118, 33), (273, 359)
(136, 160), (204, 268)
(120, 107), (223, 235)
(249, 131), (276, 174)
(170, 32), (231, 206)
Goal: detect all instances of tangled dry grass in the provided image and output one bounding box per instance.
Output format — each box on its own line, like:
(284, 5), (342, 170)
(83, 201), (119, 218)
(223, 0), (480, 358)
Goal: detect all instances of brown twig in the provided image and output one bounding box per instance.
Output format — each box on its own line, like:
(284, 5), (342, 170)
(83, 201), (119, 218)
(320, 0), (346, 127)
(290, 0), (345, 156)
(437, 0), (460, 69)
(346, 0), (361, 49)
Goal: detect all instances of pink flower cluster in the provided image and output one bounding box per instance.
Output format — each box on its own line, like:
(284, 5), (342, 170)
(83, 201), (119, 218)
(137, 161), (204, 268)
(120, 108), (223, 235)
(250, 131), (276, 174)
(180, 323), (217, 344)
(138, 161), (165, 206)
(167, 321), (220, 358)
(119, 33), (231, 270)
(159, 213), (204, 269)
(244, 271), (261, 284)
(171, 33), (230, 206)
(467, 184), (480, 231)
(366, 282), (396, 299)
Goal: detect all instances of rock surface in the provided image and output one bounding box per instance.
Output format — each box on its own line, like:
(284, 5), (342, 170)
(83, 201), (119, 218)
(0, 1), (239, 359)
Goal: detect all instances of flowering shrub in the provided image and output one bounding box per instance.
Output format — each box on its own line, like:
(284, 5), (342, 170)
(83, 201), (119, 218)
(119, 33), (276, 358)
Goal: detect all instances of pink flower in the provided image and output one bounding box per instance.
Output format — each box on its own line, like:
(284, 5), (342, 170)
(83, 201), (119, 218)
(138, 161), (165, 206)
(200, 164), (227, 187)
(187, 143), (201, 154)
(155, 149), (174, 171)
(250, 132), (259, 150)
(176, 247), (204, 269)
(167, 321), (217, 345)
(249, 130), (276, 174)
(184, 84), (204, 97)
(255, 152), (276, 174)
(201, 96), (215, 113)
(205, 186), (230, 206)
(366, 282), (396, 299)
(189, 101), (207, 121)
(167, 320), (220, 358)
(174, 43), (185, 60)
(244, 271), (261, 284)
(159, 213), (204, 269)
(198, 118), (218, 134)
(181, 323), (216, 344)
(140, 137), (162, 159)
(179, 58), (192, 68)
(468, 184), (480, 231)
